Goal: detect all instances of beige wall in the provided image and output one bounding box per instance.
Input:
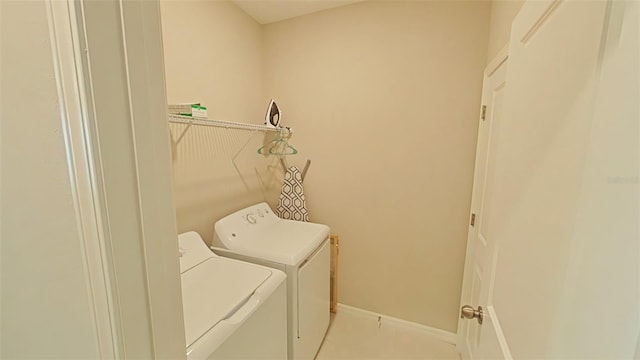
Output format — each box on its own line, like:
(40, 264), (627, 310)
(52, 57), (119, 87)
(486, 0), (524, 62)
(160, 1), (280, 242)
(0, 1), (101, 357)
(263, 1), (490, 332)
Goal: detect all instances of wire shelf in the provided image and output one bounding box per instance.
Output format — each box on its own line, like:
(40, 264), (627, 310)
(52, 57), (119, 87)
(168, 114), (284, 146)
(168, 114), (280, 132)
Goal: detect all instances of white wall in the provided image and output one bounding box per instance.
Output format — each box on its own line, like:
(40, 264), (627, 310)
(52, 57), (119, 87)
(263, 1), (490, 332)
(0, 1), (101, 357)
(161, 0), (264, 126)
(160, 1), (280, 242)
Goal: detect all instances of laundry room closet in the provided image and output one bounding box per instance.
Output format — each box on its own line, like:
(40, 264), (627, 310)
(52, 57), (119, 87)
(3, 0), (637, 357)
(160, 0), (491, 344)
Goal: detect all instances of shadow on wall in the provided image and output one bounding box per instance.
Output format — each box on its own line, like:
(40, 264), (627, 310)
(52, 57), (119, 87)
(169, 123), (283, 242)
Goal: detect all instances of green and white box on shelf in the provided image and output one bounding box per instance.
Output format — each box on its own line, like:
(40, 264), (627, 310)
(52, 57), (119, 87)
(168, 103), (208, 118)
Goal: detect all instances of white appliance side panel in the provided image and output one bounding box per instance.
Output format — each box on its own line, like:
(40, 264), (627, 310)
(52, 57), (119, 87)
(207, 281), (288, 360)
(286, 266), (298, 360)
(296, 240), (330, 359)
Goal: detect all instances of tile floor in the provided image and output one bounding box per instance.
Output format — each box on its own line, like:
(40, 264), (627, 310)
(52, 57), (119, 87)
(316, 310), (460, 359)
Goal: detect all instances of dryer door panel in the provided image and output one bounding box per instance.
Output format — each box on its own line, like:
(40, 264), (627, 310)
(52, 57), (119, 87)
(297, 239), (330, 359)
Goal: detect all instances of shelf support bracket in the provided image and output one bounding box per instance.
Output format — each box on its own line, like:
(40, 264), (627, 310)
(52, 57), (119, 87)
(174, 121), (193, 146)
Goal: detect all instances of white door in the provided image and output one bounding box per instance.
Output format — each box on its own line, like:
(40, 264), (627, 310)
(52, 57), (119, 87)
(458, 0), (639, 358)
(457, 46), (509, 359)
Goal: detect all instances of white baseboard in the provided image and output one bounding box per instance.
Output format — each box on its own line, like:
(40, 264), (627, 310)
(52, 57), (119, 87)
(336, 303), (458, 345)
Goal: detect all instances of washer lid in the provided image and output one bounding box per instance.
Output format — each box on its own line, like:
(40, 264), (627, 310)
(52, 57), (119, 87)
(218, 219), (330, 266)
(181, 256), (272, 348)
(178, 231), (216, 273)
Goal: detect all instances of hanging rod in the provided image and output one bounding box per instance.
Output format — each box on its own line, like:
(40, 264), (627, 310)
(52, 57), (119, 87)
(168, 114), (282, 145)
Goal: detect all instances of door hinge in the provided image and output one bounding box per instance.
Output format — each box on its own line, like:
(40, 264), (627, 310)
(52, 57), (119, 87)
(470, 213), (476, 226)
(481, 105), (487, 121)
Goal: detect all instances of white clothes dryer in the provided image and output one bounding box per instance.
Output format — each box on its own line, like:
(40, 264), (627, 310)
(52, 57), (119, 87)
(178, 231), (287, 359)
(212, 203), (331, 360)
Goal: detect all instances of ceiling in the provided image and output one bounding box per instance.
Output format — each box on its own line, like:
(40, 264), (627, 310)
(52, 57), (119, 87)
(232, 0), (365, 24)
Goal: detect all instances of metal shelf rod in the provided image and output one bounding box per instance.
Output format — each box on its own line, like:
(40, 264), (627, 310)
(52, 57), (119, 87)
(168, 114), (281, 133)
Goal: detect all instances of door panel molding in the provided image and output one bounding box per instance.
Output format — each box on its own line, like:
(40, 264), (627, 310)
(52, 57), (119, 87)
(519, 0), (563, 44)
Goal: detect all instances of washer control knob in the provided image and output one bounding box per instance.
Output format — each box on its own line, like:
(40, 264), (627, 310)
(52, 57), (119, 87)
(246, 214), (257, 224)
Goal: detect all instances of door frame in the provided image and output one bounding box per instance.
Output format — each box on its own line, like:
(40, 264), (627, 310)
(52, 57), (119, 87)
(46, 1), (119, 356)
(456, 45), (509, 359)
(46, 0), (186, 358)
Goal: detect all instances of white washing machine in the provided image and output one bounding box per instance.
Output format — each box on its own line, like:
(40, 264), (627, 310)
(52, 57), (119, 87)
(178, 231), (287, 359)
(211, 203), (331, 360)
